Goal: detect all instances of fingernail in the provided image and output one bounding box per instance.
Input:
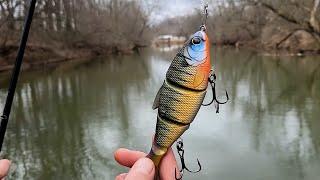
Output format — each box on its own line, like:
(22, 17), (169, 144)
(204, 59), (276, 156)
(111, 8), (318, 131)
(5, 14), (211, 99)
(116, 173), (127, 180)
(133, 158), (154, 174)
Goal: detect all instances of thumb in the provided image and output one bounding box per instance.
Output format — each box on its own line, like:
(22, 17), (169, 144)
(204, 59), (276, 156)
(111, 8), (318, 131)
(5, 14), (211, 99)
(125, 158), (155, 180)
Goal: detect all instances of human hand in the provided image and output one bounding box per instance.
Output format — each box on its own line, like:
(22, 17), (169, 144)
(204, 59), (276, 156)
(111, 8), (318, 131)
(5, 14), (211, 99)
(0, 159), (10, 179)
(114, 148), (178, 180)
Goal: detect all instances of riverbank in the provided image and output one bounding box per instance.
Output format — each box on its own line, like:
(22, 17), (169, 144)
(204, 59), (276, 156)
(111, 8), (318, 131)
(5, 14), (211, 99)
(1, 37), (320, 73)
(217, 42), (320, 57)
(0, 43), (140, 73)
(0, 45), (318, 73)
(215, 29), (320, 57)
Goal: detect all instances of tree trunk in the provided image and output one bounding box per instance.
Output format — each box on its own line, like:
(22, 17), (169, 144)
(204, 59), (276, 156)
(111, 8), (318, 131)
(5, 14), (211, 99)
(310, 0), (320, 33)
(62, 0), (72, 32)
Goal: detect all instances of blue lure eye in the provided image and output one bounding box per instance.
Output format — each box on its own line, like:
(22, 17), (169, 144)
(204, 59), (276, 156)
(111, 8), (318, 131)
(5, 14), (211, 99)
(183, 31), (207, 66)
(191, 37), (201, 45)
(189, 36), (205, 52)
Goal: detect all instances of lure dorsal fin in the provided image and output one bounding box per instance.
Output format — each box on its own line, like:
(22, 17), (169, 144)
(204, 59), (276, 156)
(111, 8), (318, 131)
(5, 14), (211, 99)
(152, 87), (161, 110)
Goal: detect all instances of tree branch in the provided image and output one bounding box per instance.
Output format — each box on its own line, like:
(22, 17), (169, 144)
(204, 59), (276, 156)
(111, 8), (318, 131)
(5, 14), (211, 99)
(276, 29), (307, 48)
(258, 1), (301, 25)
(247, 0), (320, 36)
(309, 0), (320, 33)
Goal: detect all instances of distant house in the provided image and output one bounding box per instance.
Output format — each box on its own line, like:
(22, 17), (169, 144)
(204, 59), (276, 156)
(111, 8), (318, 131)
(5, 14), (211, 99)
(154, 35), (186, 46)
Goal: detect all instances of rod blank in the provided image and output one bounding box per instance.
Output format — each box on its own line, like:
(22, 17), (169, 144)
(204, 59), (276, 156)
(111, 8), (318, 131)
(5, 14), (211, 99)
(0, 0), (37, 152)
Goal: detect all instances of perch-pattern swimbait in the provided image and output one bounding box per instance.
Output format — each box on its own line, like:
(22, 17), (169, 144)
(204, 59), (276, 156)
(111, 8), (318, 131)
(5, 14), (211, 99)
(147, 28), (211, 168)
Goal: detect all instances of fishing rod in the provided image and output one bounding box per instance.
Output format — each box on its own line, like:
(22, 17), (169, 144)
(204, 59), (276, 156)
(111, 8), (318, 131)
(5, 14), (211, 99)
(0, 0), (37, 152)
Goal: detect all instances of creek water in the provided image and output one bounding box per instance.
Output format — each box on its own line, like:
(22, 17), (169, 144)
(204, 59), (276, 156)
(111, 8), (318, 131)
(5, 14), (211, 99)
(0, 48), (319, 180)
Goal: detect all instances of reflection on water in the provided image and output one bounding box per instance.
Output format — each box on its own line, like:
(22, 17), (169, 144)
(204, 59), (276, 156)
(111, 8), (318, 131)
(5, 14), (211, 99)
(154, 44), (183, 52)
(0, 48), (319, 180)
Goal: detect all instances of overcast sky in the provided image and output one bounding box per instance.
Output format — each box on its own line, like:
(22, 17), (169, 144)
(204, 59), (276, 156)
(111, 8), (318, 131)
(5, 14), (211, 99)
(149, 0), (204, 23)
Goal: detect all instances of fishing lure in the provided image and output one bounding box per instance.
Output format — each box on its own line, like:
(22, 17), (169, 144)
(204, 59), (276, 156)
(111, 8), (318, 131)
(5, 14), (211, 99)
(147, 24), (228, 179)
(146, 4), (229, 179)
(147, 27), (211, 166)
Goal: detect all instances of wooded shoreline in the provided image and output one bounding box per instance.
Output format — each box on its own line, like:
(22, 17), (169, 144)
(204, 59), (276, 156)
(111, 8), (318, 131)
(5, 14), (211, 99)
(2, 43), (320, 73)
(0, 0), (152, 73)
(0, 43), (142, 72)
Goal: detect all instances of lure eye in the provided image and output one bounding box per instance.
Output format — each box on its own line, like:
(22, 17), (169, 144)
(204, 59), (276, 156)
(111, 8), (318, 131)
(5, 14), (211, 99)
(191, 37), (201, 45)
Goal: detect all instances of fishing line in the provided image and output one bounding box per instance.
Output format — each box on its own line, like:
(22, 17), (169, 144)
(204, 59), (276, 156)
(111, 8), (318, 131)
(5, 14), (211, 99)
(0, 0), (37, 152)
(201, 1), (209, 28)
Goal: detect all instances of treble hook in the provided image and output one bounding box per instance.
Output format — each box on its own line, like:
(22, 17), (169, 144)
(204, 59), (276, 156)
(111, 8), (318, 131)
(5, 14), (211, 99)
(202, 70), (229, 113)
(175, 138), (202, 180)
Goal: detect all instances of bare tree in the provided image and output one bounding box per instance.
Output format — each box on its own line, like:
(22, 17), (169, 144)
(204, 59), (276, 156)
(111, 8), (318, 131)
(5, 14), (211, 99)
(0, 0), (153, 60)
(243, 0), (320, 45)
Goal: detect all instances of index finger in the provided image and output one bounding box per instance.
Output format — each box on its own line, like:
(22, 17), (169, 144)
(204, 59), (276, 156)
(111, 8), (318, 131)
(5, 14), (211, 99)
(114, 148), (146, 168)
(114, 147), (179, 180)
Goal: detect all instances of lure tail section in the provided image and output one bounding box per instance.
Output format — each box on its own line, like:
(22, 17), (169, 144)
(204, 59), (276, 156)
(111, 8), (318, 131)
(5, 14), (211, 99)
(147, 115), (189, 167)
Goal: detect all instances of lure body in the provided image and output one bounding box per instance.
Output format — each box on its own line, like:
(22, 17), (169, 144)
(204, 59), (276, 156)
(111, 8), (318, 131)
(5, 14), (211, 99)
(148, 30), (211, 167)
